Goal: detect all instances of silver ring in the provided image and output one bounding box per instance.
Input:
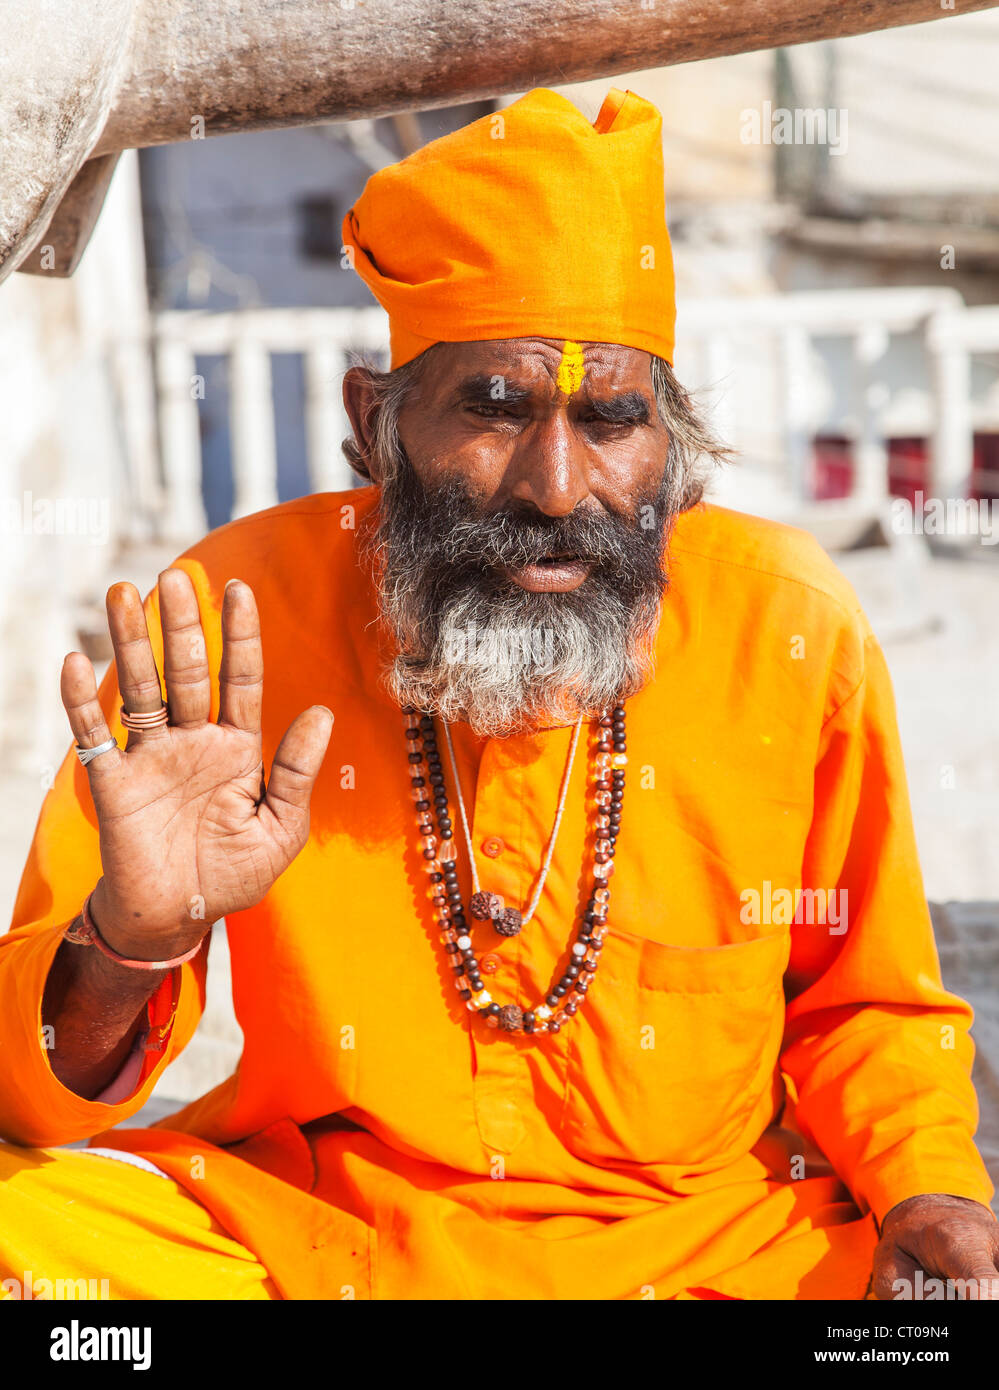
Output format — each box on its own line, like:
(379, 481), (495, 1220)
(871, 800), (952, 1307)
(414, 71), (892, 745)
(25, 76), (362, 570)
(76, 736), (118, 766)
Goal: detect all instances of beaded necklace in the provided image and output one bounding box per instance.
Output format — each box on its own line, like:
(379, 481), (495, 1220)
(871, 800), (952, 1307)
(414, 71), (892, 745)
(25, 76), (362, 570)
(402, 703), (628, 1035)
(440, 713), (583, 937)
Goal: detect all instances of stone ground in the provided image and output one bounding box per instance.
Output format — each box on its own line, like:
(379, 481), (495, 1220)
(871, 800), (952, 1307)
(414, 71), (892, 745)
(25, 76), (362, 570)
(1, 534), (998, 1194)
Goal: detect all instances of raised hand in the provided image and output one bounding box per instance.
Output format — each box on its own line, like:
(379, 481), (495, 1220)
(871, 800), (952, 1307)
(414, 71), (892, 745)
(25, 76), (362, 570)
(60, 568), (334, 962)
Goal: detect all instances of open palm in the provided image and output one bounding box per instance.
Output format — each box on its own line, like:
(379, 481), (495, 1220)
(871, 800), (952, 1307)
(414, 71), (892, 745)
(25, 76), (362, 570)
(60, 569), (334, 960)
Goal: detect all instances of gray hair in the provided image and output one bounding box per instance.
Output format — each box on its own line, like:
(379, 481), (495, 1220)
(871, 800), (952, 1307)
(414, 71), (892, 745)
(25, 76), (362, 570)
(341, 343), (731, 507)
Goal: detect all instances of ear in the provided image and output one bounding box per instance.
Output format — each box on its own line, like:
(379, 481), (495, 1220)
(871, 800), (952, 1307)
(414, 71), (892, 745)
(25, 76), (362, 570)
(342, 365), (382, 483)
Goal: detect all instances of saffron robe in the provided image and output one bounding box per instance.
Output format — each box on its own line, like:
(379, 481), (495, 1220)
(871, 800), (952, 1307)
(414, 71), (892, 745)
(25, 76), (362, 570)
(0, 489), (992, 1299)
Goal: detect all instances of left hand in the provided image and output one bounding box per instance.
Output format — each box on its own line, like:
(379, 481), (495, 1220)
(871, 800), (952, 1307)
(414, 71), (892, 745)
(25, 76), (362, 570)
(872, 1193), (999, 1299)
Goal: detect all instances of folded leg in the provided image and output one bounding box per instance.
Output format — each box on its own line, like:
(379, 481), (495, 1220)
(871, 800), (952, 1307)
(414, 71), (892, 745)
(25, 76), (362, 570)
(0, 1143), (278, 1300)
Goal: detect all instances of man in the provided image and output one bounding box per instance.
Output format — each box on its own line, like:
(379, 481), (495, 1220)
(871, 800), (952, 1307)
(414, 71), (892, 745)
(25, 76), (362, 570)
(0, 86), (996, 1301)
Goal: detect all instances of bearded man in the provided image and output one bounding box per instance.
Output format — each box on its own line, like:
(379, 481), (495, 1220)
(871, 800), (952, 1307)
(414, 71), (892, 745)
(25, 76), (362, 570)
(0, 87), (996, 1302)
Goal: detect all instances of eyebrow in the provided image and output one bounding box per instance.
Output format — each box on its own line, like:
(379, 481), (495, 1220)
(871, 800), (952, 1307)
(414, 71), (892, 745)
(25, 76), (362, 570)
(452, 374), (533, 407)
(584, 390), (651, 425)
(452, 375), (652, 423)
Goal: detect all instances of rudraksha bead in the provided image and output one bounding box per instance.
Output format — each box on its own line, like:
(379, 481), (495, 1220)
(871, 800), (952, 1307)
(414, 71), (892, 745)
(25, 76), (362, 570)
(494, 908), (523, 937)
(470, 891), (503, 921)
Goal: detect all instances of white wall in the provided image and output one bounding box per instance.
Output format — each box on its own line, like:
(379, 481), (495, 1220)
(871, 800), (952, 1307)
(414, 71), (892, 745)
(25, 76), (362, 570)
(0, 151), (157, 920)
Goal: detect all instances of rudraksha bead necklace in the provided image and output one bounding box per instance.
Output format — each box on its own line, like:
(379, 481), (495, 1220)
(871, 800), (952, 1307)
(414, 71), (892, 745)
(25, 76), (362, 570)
(402, 703), (628, 1036)
(440, 713), (583, 937)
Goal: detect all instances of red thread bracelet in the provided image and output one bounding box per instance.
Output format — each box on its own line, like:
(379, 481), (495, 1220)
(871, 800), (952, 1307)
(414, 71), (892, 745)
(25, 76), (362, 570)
(63, 894), (207, 971)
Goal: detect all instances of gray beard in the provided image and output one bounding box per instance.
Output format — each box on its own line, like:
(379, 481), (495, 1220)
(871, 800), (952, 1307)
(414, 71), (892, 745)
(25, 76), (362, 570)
(365, 458), (678, 737)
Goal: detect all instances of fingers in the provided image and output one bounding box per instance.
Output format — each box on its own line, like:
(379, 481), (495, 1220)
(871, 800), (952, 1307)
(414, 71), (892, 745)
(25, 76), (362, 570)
(872, 1245), (917, 1301)
(106, 581), (167, 747)
(935, 1228), (999, 1298)
(218, 580), (264, 734)
(107, 573), (262, 740)
(159, 568), (211, 728)
(961, 1262), (999, 1298)
(874, 1242), (999, 1300)
(262, 707), (334, 829)
(60, 652), (121, 777)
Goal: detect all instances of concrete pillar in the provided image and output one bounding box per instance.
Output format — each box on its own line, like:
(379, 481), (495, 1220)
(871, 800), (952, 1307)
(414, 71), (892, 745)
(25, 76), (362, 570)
(229, 334), (279, 519)
(156, 336), (209, 544)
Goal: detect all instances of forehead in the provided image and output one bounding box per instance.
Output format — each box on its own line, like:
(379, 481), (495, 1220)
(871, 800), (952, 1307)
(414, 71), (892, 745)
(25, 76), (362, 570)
(421, 338), (654, 395)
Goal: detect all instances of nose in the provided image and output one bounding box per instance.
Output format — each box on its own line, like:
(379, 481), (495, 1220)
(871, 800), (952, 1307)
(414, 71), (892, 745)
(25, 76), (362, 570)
(504, 413), (590, 517)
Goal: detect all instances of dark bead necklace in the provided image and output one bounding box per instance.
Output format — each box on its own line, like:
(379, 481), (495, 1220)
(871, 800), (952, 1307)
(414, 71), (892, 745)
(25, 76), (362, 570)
(402, 704), (627, 1036)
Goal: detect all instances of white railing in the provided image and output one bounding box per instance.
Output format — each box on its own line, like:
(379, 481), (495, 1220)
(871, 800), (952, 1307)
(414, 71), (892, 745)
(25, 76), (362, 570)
(148, 290), (999, 546)
(154, 307), (387, 543)
(679, 286), (999, 514)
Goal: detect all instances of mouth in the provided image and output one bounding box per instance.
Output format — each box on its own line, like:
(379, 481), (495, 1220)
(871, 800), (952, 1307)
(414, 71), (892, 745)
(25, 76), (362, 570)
(500, 553), (594, 593)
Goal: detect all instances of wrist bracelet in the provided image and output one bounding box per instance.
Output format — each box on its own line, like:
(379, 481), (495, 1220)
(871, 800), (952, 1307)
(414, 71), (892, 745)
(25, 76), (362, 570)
(63, 893), (207, 971)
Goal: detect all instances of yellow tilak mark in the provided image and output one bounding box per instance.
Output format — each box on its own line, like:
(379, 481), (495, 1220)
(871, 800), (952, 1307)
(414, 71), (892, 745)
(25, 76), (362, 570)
(556, 340), (586, 396)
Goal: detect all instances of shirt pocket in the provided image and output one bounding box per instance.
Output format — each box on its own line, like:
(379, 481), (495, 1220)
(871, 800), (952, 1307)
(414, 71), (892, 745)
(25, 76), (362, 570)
(558, 927), (791, 1168)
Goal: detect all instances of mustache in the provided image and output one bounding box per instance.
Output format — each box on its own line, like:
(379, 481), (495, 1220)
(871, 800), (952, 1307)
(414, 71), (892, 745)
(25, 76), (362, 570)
(380, 472), (667, 577)
(366, 449), (676, 734)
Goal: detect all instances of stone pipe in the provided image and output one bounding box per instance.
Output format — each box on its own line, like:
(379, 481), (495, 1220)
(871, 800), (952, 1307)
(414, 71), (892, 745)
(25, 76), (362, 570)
(3, 0), (997, 284)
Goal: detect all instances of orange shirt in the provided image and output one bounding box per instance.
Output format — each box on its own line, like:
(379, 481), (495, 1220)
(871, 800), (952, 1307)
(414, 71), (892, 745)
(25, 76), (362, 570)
(0, 489), (992, 1299)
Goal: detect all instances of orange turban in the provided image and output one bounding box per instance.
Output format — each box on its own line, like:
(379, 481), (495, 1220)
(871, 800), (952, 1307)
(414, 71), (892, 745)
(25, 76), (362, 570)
(341, 87), (676, 369)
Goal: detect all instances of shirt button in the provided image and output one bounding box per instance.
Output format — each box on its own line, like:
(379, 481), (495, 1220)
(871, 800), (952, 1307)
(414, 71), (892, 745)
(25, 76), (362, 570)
(480, 953), (501, 974)
(482, 836), (505, 858)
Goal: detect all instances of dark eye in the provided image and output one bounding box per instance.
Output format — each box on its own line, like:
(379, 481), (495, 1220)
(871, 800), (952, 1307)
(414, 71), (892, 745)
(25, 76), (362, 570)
(585, 414), (637, 429)
(467, 403), (513, 418)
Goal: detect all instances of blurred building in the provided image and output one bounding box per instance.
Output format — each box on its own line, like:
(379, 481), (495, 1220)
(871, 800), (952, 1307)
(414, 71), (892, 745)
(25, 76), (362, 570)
(0, 150), (156, 780)
(126, 12), (999, 542)
(138, 103), (493, 528)
(560, 17), (999, 514)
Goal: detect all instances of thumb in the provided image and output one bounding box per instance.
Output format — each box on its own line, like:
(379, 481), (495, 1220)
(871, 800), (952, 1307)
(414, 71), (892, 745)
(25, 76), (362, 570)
(263, 706), (334, 826)
(947, 1256), (999, 1300)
